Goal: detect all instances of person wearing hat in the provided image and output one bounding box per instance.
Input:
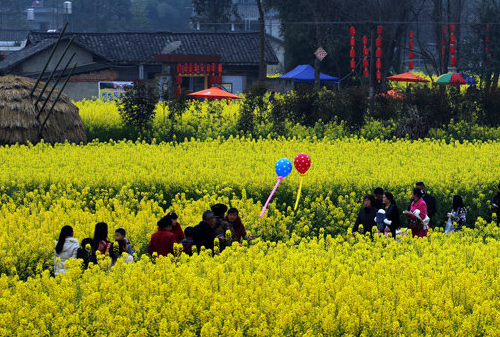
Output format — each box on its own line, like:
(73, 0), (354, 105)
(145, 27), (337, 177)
(193, 210), (216, 252)
(211, 203), (235, 249)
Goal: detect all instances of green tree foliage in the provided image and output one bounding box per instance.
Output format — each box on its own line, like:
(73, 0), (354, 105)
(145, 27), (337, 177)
(192, 0), (238, 31)
(119, 80), (159, 135)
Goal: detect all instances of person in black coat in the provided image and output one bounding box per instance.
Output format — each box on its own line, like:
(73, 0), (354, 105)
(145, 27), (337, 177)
(374, 187), (385, 210)
(352, 195), (377, 236)
(491, 182), (500, 224)
(382, 192), (401, 239)
(415, 182), (436, 227)
(193, 210), (216, 252)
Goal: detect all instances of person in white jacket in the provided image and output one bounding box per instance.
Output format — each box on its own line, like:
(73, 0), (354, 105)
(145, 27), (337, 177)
(54, 225), (79, 275)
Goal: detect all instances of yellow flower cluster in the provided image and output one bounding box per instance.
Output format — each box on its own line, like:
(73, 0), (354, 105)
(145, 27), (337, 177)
(1, 230), (500, 336)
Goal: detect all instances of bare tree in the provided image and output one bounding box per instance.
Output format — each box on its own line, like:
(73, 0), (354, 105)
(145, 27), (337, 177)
(256, 0), (267, 80)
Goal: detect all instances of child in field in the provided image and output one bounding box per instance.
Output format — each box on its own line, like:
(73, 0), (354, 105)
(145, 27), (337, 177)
(114, 228), (134, 254)
(54, 225), (79, 275)
(76, 238), (96, 270)
(181, 227), (195, 256)
(224, 208), (253, 242)
(116, 239), (134, 263)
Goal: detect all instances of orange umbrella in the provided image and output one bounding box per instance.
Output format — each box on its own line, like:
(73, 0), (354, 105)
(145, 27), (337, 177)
(188, 87), (242, 100)
(368, 90), (405, 100)
(386, 72), (430, 83)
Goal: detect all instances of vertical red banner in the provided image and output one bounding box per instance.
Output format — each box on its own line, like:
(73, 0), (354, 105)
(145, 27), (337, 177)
(350, 27), (356, 71)
(376, 25), (382, 82)
(408, 30), (414, 70)
(362, 35), (369, 78)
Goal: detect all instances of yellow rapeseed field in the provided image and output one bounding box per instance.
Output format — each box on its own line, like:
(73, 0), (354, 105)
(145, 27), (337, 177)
(2, 228), (500, 336)
(1, 130), (500, 334)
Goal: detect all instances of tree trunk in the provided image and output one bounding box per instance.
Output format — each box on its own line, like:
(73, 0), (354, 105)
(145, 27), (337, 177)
(256, 0), (266, 81)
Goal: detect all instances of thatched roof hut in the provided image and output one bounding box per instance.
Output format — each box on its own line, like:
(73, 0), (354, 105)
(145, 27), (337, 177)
(0, 75), (86, 145)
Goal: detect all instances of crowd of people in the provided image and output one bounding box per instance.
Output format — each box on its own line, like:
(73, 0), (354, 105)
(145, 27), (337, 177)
(352, 182), (473, 239)
(54, 182), (500, 275)
(53, 204), (250, 275)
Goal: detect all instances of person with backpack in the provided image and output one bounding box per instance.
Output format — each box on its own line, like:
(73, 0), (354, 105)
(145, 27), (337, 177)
(54, 225), (79, 275)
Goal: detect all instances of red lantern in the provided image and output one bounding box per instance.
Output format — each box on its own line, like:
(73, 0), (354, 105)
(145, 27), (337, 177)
(449, 24), (455, 33)
(377, 25), (383, 35)
(218, 64), (223, 74)
(350, 26), (356, 37)
(376, 60), (382, 70)
(211, 63), (216, 73)
(205, 64), (210, 74)
(451, 56), (457, 67)
(376, 49), (382, 58)
(363, 36), (368, 45)
(200, 64), (205, 74)
(408, 41), (414, 50)
(409, 61), (414, 70)
(194, 64), (199, 74)
(363, 70), (369, 78)
(217, 75), (222, 85)
(176, 63), (182, 74)
(376, 71), (382, 81)
(486, 36), (491, 44)
(363, 47), (369, 57)
(210, 74), (216, 85)
(409, 30), (414, 39)
(376, 38), (382, 48)
(443, 26), (447, 35)
(450, 35), (456, 44)
(189, 64), (194, 74)
(183, 63), (188, 73)
(176, 75), (182, 85)
(350, 49), (356, 59)
(409, 51), (414, 59)
(450, 45), (456, 56)
(350, 38), (356, 48)
(362, 59), (369, 68)
(350, 60), (356, 70)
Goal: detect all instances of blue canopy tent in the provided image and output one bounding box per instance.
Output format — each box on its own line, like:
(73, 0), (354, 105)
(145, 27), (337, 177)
(279, 64), (339, 84)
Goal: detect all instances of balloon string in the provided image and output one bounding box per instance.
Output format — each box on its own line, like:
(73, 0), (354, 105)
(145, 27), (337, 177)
(260, 176), (283, 218)
(294, 174), (305, 211)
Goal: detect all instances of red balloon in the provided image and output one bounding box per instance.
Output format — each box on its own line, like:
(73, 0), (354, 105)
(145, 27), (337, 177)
(294, 153), (311, 175)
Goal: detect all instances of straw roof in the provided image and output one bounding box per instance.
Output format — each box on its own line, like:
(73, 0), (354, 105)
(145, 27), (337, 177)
(0, 75), (86, 145)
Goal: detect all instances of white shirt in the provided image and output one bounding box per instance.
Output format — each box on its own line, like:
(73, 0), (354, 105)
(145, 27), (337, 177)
(54, 237), (79, 275)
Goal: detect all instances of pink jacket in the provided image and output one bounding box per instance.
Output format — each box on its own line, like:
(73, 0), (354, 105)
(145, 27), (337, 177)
(410, 198), (428, 221)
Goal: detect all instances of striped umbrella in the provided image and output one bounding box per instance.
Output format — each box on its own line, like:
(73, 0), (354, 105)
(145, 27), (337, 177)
(435, 72), (467, 85)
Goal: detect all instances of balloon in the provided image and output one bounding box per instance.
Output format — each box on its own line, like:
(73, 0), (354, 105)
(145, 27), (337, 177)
(275, 158), (292, 178)
(294, 153), (311, 175)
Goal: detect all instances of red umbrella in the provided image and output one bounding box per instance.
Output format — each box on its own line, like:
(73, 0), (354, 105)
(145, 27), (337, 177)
(386, 72), (430, 83)
(188, 87), (242, 100)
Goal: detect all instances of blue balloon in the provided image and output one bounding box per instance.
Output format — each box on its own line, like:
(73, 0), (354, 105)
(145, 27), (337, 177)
(275, 158), (293, 178)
